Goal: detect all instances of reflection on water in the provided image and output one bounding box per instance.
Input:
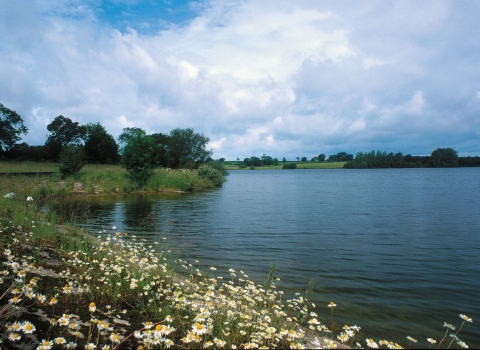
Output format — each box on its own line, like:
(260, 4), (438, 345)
(42, 168), (480, 345)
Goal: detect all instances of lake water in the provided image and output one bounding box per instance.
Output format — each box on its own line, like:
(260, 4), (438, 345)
(44, 168), (480, 346)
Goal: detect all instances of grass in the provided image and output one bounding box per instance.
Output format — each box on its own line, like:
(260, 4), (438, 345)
(0, 162), (222, 200)
(225, 162), (346, 170)
(0, 161), (59, 173)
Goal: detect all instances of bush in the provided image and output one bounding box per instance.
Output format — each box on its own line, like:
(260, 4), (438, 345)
(282, 163), (297, 169)
(120, 135), (160, 187)
(197, 165), (225, 187)
(204, 160), (229, 176)
(58, 144), (85, 177)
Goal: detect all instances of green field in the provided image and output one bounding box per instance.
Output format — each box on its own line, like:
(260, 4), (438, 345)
(225, 161), (346, 170)
(0, 160), (59, 173)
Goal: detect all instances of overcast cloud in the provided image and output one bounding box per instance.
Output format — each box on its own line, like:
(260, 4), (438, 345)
(1, 0), (479, 159)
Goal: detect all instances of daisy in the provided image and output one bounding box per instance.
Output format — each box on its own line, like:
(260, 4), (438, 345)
(192, 322), (208, 335)
(8, 333), (21, 341)
(460, 314), (473, 322)
(54, 337), (67, 345)
(22, 321), (36, 334)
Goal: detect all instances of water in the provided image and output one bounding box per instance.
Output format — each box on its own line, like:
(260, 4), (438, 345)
(43, 168), (480, 346)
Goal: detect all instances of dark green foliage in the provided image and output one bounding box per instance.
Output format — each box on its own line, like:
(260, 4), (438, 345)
(58, 144), (85, 176)
(167, 128), (212, 169)
(430, 148), (458, 167)
(243, 154), (278, 166)
(328, 152), (353, 161)
(282, 163), (297, 169)
(149, 132), (170, 167)
(45, 115), (86, 161)
(117, 127), (146, 151)
(301, 156), (307, 162)
(318, 154), (326, 162)
(197, 165), (225, 187)
(345, 148), (463, 168)
(458, 156), (480, 167)
(120, 135), (161, 186)
(0, 103), (28, 153)
(83, 123), (120, 164)
(4, 143), (48, 161)
(203, 159), (229, 176)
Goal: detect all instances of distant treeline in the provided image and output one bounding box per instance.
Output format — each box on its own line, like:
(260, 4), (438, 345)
(344, 148), (480, 168)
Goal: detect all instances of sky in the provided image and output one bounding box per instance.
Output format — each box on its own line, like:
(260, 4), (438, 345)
(1, 0), (480, 159)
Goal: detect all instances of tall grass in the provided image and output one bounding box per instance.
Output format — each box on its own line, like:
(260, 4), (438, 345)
(0, 163), (220, 201)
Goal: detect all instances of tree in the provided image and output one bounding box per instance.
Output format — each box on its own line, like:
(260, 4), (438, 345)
(117, 127), (146, 152)
(431, 148), (458, 167)
(45, 115), (85, 161)
(318, 154), (326, 162)
(301, 156), (307, 162)
(58, 144), (85, 176)
(167, 128), (212, 169)
(149, 132), (170, 167)
(83, 123), (120, 164)
(121, 134), (161, 186)
(0, 103), (28, 153)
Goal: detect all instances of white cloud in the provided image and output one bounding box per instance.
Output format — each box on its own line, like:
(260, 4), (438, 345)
(1, 0), (479, 158)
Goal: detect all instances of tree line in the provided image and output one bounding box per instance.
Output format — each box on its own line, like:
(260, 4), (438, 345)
(343, 148), (480, 168)
(0, 104), (214, 168)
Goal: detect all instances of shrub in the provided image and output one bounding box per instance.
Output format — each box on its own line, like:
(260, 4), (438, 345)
(58, 144), (85, 177)
(120, 135), (160, 187)
(197, 165), (225, 187)
(282, 163), (297, 169)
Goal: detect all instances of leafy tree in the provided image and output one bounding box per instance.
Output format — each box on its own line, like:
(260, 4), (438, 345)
(83, 123), (120, 164)
(118, 127), (146, 152)
(45, 115), (86, 161)
(282, 157), (287, 164)
(431, 148), (458, 167)
(149, 132), (170, 167)
(167, 128), (212, 169)
(301, 156), (307, 162)
(318, 154), (326, 162)
(58, 144), (85, 176)
(0, 103), (28, 153)
(121, 134), (161, 186)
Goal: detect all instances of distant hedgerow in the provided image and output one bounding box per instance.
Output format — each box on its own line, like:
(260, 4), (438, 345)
(282, 163), (297, 169)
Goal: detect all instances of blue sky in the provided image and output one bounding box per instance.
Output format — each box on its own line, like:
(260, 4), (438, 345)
(1, 0), (480, 159)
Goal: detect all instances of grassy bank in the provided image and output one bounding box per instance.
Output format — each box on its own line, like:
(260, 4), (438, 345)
(225, 162), (346, 170)
(0, 162), (223, 200)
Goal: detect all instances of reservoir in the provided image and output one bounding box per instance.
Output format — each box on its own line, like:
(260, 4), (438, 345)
(44, 168), (480, 345)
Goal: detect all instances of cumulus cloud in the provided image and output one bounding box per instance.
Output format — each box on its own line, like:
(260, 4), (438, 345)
(1, 0), (479, 158)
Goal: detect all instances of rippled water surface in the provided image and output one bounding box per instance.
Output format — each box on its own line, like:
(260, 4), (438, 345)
(45, 168), (480, 345)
